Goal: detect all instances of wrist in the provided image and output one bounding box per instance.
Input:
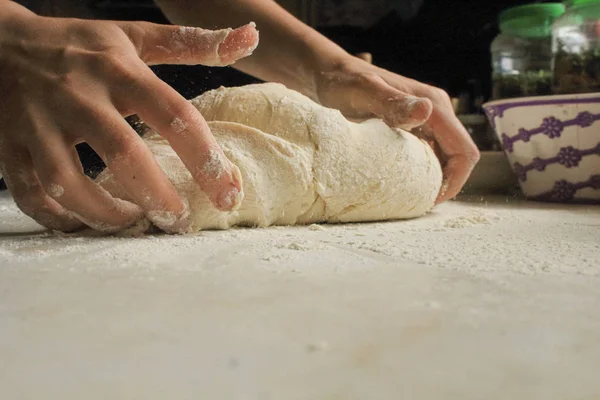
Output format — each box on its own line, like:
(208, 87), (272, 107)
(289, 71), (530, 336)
(297, 35), (351, 99)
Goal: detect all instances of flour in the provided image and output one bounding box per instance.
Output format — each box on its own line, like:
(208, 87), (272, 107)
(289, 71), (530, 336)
(171, 26), (232, 66)
(169, 117), (188, 135)
(1, 192), (599, 276)
(306, 341), (330, 353)
(169, 22), (258, 67)
(201, 149), (224, 179)
(284, 242), (311, 251)
(47, 184), (64, 198)
(443, 213), (497, 229)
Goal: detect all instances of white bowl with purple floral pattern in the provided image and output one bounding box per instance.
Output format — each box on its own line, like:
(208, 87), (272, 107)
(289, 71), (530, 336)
(483, 93), (600, 203)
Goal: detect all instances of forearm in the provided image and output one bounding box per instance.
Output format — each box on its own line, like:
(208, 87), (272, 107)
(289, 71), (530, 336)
(1, 1), (37, 23)
(154, 0), (350, 98)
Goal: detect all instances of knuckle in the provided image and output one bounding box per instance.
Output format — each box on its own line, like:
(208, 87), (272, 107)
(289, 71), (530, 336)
(168, 103), (201, 128)
(105, 133), (144, 166)
(101, 54), (140, 85)
(467, 148), (481, 164)
(41, 168), (75, 196)
(359, 72), (385, 86)
(119, 22), (146, 42)
(424, 85), (452, 105)
(13, 191), (76, 231)
(13, 188), (44, 217)
(68, 22), (123, 46)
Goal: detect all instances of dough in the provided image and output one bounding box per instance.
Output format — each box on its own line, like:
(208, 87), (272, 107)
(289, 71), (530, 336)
(97, 83), (442, 232)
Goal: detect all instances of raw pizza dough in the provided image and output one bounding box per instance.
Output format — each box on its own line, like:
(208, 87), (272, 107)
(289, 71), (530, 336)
(97, 83), (442, 232)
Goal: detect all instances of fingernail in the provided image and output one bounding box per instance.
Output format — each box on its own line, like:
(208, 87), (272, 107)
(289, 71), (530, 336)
(218, 24), (259, 65)
(148, 199), (191, 234)
(385, 96), (432, 129)
(217, 185), (244, 211)
(404, 97), (432, 119)
(204, 157), (244, 211)
(216, 162), (243, 211)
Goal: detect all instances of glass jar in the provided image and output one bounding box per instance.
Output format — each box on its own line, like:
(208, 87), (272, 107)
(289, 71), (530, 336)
(491, 3), (565, 100)
(552, 0), (600, 93)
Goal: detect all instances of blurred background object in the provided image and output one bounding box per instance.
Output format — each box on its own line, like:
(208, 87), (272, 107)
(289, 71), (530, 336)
(490, 3), (565, 100)
(552, 0), (600, 94)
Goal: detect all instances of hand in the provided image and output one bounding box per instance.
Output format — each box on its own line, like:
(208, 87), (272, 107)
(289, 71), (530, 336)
(0, 2), (258, 233)
(315, 56), (480, 203)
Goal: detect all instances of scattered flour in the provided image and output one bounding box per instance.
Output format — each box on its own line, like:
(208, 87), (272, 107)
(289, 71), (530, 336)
(201, 149), (224, 179)
(169, 117), (188, 134)
(47, 184), (64, 198)
(306, 341), (330, 353)
(1, 192), (598, 277)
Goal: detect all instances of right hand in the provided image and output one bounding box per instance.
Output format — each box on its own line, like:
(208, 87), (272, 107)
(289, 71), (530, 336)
(0, 2), (258, 233)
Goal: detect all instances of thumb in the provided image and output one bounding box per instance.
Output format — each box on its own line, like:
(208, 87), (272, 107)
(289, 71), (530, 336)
(118, 21), (259, 67)
(358, 76), (433, 129)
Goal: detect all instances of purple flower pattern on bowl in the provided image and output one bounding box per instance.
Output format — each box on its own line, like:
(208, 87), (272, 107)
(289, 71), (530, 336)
(576, 111), (594, 127)
(532, 157), (547, 172)
(552, 180), (576, 202)
(557, 146), (582, 167)
(591, 175), (600, 190)
(530, 175), (600, 204)
(498, 111), (600, 153)
(518, 128), (531, 142)
(483, 97), (600, 203)
(513, 142), (600, 182)
(541, 116), (564, 138)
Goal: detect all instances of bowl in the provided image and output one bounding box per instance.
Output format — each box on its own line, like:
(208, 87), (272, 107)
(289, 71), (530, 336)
(483, 93), (600, 203)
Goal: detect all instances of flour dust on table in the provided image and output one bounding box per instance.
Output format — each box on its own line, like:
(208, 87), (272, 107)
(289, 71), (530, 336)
(97, 83), (442, 233)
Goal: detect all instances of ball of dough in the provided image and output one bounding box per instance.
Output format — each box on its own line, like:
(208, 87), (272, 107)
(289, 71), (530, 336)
(97, 83), (442, 232)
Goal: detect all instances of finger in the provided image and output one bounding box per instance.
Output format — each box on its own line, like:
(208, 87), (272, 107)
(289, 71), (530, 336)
(0, 145), (82, 232)
(118, 21), (259, 66)
(29, 135), (146, 233)
(79, 109), (193, 233)
(355, 52), (373, 64)
(323, 73), (433, 129)
(375, 71), (479, 202)
(117, 66), (243, 212)
(361, 77), (432, 129)
(424, 109), (480, 203)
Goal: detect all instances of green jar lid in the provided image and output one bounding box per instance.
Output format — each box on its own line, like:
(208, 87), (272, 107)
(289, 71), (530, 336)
(566, 0), (600, 7)
(499, 3), (566, 38)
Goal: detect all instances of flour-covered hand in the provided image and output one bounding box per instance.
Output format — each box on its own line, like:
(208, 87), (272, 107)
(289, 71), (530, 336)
(315, 56), (480, 203)
(0, 1), (258, 232)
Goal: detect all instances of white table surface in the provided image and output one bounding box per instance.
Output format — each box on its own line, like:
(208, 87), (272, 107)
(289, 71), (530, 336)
(1, 191), (599, 400)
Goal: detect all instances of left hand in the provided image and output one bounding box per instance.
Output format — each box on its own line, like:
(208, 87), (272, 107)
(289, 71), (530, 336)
(315, 56), (480, 203)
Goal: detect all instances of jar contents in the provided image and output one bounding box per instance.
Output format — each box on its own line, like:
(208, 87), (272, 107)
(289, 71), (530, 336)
(553, 43), (600, 93)
(552, 0), (600, 94)
(492, 70), (553, 99)
(491, 3), (565, 100)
